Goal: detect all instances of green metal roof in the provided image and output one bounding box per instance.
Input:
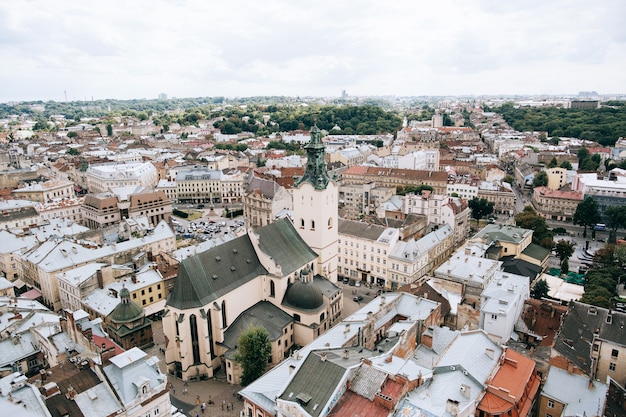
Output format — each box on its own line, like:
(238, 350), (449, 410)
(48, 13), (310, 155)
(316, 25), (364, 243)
(279, 351), (347, 417)
(167, 218), (317, 310)
(521, 242), (550, 261)
(167, 234), (268, 309)
(221, 301), (293, 350)
(256, 218), (318, 275)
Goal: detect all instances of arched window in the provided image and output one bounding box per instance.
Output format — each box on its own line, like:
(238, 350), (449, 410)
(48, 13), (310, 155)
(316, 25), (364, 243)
(190, 314), (200, 364)
(270, 280), (275, 297)
(300, 218), (305, 228)
(328, 217), (333, 229)
(311, 220), (315, 230)
(221, 300), (227, 328)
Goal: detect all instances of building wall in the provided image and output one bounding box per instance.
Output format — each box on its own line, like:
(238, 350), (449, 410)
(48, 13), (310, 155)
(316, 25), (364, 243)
(593, 337), (626, 387)
(293, 181), (338, 281)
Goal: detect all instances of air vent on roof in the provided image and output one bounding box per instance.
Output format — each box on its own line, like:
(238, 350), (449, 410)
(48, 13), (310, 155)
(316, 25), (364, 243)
(230, 266), (236, 271)
(233, 249), (238, 254)
(212, 274), (218, 280)
(215, 256), (221, 261)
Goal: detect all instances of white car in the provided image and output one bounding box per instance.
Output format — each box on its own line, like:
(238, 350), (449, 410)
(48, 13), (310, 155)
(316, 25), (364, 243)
(355, 281), (361, 287)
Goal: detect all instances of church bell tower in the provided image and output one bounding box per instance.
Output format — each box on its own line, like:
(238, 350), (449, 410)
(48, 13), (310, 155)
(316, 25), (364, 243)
(293, 126), (338, 281)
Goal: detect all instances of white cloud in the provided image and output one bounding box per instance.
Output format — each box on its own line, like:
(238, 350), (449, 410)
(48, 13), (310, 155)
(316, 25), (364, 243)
(1, 0), (625, 101)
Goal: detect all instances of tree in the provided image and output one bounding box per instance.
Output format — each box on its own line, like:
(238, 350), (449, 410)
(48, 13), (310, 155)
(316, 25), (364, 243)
(559, 160), (572, 170)
(561, 258), (570, 275)
(106, 124), (113, 136)
(577, 147), (590, 163)
(573, 197), (601, 238)
(554, 239), (574, 274)
(66, 147), (80, 156)
(532, 171), (548, 188)
(604, 206), (626, 244)
(67, 131), (78, 139)
(547, 157), (558, 168)
(514, 206), (553, 248)
(531, 279), (549, 299)
(502, 175), (514, 185)
(234, 326), (272, 386)
(468, 197), (495, 225)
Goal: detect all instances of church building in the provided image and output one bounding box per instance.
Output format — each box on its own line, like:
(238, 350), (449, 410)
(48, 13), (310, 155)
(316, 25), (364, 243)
(162, 126), (342, 383)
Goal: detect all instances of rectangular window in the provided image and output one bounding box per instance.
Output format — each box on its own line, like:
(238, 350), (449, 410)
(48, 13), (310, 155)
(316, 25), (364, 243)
(547, 399), (554, 408)
(610, 362), (616, 372)
(612, 349), (618, 358)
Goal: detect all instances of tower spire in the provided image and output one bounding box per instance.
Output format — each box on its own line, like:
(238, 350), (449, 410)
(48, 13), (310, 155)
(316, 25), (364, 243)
(296, 125), (330, 190)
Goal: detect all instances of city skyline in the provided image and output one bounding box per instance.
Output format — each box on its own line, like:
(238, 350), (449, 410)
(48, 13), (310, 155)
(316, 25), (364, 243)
(1, 0), (625, 103)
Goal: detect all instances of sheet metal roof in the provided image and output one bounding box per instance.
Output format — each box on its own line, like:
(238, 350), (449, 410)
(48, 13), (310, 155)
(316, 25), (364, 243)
(167, 234), (267, 310)
(256, 218), (318, 275)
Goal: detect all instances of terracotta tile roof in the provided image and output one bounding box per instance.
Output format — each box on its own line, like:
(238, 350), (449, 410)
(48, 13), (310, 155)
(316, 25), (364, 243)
(331, 379), (404, 417)
(478, 349), (540, 416)
(520, 299), (568, 346)
(534, 186), (583, 200)
(343, 165), (369, 175)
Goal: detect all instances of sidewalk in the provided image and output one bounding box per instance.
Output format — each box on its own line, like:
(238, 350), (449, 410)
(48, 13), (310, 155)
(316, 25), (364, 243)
(167, 372), (243, 417)
(148, 322), (243, 417)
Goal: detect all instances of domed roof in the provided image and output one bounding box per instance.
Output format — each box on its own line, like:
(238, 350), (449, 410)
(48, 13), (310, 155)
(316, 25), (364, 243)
(109, 287), (145, 324)
(283, 279), (324, 310)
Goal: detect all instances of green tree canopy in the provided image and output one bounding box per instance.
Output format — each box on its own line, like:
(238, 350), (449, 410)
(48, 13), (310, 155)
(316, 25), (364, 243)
(514, 206), (553, 248)
(573, 196), (601, 238)
(554, 239), (575, 262)
(532, 171), (548, 188)
(531, 278), (550, 299)
(547, 157), (558, 168)
(468, 197), (495, 224)
(559, 160), (572, 170)
(234, 326), (272, 386)
(604, 206), (626, 244)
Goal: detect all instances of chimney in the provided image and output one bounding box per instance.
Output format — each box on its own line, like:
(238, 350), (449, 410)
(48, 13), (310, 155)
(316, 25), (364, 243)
(567, 362), (574, 375)
(445, 399), (460, 416)
(320, 352), (327, 362)
(96, 269), (104, 289)
(460, 384), (471, 399)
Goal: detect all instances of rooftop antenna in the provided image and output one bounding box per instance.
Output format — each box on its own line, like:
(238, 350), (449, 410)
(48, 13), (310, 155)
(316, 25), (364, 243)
(64, 90), (68, 102)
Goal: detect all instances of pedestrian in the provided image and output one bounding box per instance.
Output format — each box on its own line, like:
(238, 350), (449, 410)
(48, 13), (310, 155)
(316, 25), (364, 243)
(196, 395), (201, 406)
(222, 400), (226, 410)
(183, 387), (188, 395)
(201, 402), (206, 414)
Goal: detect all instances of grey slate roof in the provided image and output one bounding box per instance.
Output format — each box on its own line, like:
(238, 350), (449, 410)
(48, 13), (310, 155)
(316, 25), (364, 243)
(278, 351), (348, 417)
(167, 234), (267, 309)
(338, 219), (387, 241)
(167, 218), (316, 309)
(221, 301), (293, 352)
(256, 218), (318, 275)
(554, 301), (626, 375)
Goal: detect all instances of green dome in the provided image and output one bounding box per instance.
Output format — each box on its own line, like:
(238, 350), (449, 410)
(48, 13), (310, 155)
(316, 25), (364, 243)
(284, 279), (324, 310)
(109, 286), (145, 324)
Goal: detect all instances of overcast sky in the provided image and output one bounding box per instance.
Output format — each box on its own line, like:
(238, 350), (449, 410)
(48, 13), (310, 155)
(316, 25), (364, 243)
(2, 0), (625, 102)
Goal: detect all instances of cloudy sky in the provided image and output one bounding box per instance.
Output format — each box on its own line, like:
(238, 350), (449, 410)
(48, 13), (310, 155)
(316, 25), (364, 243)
(2, 0), (625, 102)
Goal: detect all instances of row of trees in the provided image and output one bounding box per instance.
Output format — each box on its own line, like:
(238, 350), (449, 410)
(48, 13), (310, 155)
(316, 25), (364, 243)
(574, 196), (626, 242)
(210, 104), (403, 136)
(493, 101), (626, 146)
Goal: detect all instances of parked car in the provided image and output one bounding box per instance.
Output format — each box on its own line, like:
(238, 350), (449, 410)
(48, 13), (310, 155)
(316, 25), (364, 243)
(342, 277), (349, 284)
(355, 281), (361, 287)
(348, 280), (356, 286)
(353, 295), (363, 302)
